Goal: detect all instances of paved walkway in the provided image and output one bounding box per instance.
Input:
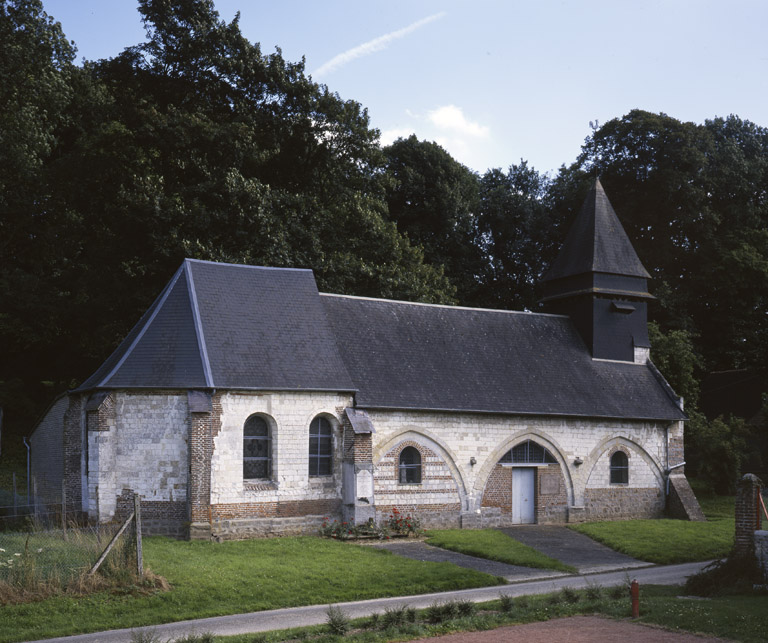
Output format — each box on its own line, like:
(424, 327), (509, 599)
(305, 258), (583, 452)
(369, 540), (567, 581)
(28, 561), (712, 643)
(499, 525), (648, 573)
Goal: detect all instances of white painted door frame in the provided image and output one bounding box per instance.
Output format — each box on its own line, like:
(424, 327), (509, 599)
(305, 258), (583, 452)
(511, 467), (536, 524)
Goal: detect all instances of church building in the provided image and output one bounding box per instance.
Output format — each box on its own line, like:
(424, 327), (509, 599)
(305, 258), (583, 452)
(30, 180), (704, 538)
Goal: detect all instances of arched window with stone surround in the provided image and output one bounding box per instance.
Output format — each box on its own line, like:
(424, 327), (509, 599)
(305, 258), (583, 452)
(610, 450), (629, 484)
(399, 446), (422, 484)
(243, 415), (271, 479)
(309, 416), (333, 476)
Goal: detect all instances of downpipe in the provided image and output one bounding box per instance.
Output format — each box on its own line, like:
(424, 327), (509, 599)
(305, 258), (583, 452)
(665, 461), (686, 495)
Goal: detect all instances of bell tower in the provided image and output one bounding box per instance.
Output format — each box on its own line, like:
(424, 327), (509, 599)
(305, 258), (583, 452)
(541, 180), (653, 363)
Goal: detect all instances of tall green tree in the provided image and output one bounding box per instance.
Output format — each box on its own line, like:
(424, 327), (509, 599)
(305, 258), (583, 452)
(0, 0), (82, 434)
(383, 135), (481, 301)
(0, 0), (455, 440)
(475, 162), (564, 310)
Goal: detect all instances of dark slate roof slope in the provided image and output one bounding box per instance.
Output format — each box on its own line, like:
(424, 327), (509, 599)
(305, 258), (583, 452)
(321, 294), (686, 421)
(545, 179), (650, 281)
(78, 260), (355, 392)
(187, 260), (354, 390)
(78, 264), (208, 390)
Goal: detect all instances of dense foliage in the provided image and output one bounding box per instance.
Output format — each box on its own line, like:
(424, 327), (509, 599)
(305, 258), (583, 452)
(1, 1), (766, 490)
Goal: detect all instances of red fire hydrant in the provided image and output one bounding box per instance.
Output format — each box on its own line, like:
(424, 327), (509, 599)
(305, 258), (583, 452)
(630, 579), (640, 618)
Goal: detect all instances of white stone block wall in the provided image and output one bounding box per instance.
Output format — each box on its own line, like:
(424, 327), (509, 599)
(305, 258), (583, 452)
(211, 391), (353, 505)
(88, 392), (188, 520)
(367, 410), (668, 517)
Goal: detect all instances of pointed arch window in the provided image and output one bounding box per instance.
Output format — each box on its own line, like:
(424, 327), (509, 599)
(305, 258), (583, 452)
(610, 451), (629, 484)
(499, 440), (557, 464)
(399, 446), (422, 484)
(309, 416), (333, 476)
(244, 415), (271, 479)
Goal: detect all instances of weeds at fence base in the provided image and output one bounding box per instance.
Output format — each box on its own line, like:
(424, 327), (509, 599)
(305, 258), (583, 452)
(0, 566), (169, 605)
(0, 513), (168, 605)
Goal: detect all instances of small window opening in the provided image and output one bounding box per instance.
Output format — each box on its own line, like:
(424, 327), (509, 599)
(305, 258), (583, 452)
(399, 446), (422, 484)
(244, 415), (271, 479)
(610, 450), (629, 484)
(309, 416), (333, 476)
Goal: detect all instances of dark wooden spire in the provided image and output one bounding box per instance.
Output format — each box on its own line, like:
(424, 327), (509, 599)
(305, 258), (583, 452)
(545, 179), (650, 283)
(540, 180), (653, 362)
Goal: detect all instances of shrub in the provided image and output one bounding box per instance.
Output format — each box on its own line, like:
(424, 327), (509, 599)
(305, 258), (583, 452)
(385, 507), (423, 536)
(326, 604), (350, 635)
(498, 593), (514, 613)
(560, 586), (580, 603)
(381, 604), (409, 628)
(584, 581), (602, 600)
(456, 599), (476, 616)
(685, 555), (763, 596)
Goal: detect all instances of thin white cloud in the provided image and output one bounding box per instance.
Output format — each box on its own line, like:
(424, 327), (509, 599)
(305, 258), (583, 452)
(380, 127), (416, 146)
(428, 105), (490, 138)
(313, 12), (446, 77)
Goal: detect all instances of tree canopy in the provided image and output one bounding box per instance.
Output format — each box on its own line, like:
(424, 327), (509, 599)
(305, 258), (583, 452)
(1, 0), (767, 493)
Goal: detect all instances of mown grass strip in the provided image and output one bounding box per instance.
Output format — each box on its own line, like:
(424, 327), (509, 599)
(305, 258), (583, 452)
(211, 585), (768, 643)
(426, 529), (575, 572)
(0, 536), (502, 643)
(568, 494), (739, 565)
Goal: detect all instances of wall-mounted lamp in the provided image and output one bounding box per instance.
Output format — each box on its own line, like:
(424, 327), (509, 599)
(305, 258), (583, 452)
(573, 457), (583, 466)
(469, 457), (477, 466)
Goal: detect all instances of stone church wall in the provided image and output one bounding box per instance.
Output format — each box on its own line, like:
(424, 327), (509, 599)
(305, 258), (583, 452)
(373, 439), (462, 528)
(87, 391), (188, 536)
(209, 390), (353, 539)
(368, 410), (671, 526)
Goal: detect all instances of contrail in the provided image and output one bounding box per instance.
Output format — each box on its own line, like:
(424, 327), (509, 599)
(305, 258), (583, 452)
(313, 12), (447, 77)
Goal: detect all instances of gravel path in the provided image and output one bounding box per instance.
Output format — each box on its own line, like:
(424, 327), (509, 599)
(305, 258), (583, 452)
(418, 615), (732, 642)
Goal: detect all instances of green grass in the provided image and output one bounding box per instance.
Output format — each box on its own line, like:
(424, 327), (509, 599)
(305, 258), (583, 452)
(568, 493), (753, 565)
(426, 529), (576, 573)
(0, 536), (503, 642)
(211, 585), (768, 643)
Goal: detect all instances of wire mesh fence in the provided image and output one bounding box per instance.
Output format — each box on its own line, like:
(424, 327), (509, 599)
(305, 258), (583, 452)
(0, 479), (142, 590)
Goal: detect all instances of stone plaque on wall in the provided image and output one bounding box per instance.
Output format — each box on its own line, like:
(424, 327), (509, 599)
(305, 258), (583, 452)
(540, 474), (561, 495)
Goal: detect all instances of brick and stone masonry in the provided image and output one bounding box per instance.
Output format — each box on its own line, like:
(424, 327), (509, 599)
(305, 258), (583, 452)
(733, 473), (764, 558)
(44, 388), (693, 539)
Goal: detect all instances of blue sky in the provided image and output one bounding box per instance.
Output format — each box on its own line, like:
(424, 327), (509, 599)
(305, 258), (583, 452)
(43, 0), (768, 175)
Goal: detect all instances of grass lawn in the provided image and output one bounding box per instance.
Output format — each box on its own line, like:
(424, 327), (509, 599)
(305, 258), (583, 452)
(212, 584), (768, 643)
(567, 494), (748, 565)
(0, 536), (503, 643)
(425, 529), (576, 573)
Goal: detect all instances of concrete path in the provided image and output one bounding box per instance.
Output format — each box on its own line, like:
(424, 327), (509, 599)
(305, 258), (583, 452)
(369, 540), (566, 581)
(499, 525), (648, 573)
(27, 561), (712, 643)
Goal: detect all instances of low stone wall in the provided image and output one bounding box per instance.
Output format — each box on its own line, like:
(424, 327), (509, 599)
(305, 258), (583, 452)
(375, 503), (462, 529)
(584, 487), (664, 521)
(212, 515), (330, 540)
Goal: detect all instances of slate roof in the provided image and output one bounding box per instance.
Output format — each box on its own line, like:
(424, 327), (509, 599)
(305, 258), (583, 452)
(545, 179), (651, 281)
(77, 259), (685, 421)
(77, 260), (355, 392)
(322, 294), (685, 421)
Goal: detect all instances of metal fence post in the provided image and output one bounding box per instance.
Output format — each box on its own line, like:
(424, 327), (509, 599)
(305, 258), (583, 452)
(134, 493), (143, 577)
(12, 472), (17, 517)
(62, 482), (68, 541)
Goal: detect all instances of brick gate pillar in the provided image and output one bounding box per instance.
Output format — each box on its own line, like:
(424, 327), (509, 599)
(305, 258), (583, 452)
(187, 391), (220, 540)
(733, 473), (763, 558)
